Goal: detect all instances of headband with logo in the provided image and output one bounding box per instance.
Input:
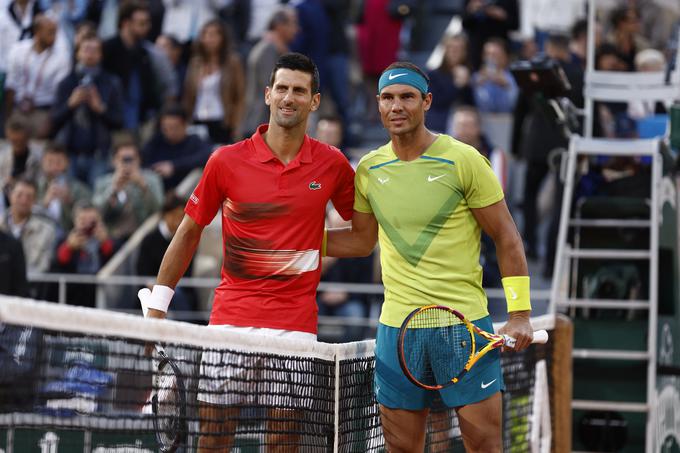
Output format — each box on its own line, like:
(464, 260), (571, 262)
(378, 68), (429, 94)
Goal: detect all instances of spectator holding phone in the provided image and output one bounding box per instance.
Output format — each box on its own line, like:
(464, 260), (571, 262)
(92, 135), (163, 243)
(36, 142), (92, 232)
(51, 33), (123, 187)
(471, 37), (518, 113)
(51, 201), (114, 307)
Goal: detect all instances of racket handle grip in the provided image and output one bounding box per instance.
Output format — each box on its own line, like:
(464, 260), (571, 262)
(504, 330), (549, 348)
(532, 329), (549, 344)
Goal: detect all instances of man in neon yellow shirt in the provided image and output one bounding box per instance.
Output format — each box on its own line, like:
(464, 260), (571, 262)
(326, 61), (534, 452)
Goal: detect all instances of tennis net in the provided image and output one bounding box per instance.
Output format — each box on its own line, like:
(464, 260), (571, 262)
(0, 296), (561, 452)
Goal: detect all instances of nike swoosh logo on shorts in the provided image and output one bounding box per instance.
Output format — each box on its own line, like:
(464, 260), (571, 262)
(427, 175), (445, 182)
(388, 73), (407, 80)
(481, 379), (497, 389)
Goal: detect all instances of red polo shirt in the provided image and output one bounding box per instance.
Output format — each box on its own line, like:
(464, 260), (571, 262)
(185, 125), (355, 333)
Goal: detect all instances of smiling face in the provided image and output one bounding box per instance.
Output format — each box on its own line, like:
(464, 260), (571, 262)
(377, 84), (431, 137)
(265, 68), (320, 130)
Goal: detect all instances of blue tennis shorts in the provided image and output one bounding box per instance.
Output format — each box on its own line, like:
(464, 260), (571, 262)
(374, 316), (504, 410)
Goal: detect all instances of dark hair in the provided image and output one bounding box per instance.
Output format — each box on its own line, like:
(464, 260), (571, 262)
(73, 199), (97, 213)
(610, 6), (638, 29)
(384, 61), (430, 85)
(194, 19), (232, 65)
(162, 192), (186, 214)
(5, 114), (30, 133)
(269, 52), (320, 94)
(112, 133), (139, 156)
(158, 33), (182, 49)
(546, 33), (570, 51)
(484, 37), (509, 54)
(12, 177), (37, 193)
(383, 61), (430, 98)
(596, 43), (624, 66)
(32, 13), (56, 34)
(268, 6), (295, 31)
(571, 19), (588, 41)
(44, 141), (68, 156)
(75, 32), (102, 54)
(117, 0), (149, 30)
(160, 103), (188, 121)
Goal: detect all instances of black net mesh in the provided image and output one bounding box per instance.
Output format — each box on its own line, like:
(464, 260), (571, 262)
(0, 299), (553, 452)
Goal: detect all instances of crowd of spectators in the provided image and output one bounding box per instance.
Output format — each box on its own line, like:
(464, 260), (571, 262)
(0, 0), (677, 341)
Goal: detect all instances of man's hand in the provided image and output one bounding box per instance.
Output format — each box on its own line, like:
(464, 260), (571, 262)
(498, 310), (533, 352)
(87, 86), (105, 114)
(68, 87), (89, 109)
(66, 230), (87, 250)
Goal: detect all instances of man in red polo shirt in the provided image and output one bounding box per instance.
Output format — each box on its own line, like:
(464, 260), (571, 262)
(138, 53), (355, 451)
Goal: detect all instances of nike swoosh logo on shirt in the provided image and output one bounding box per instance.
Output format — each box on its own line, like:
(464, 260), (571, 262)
(481, 379), (497, 389)
(388, 73), (407, 80)
(427, 175), (445, 182)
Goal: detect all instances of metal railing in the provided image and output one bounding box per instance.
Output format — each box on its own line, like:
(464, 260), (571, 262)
(26, 271), (551, 317)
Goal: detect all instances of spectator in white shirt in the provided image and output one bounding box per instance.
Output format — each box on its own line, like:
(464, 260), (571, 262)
(0, 0), (42, 75)
(3, 13), (69, 138)
(161, 0), (230, 44)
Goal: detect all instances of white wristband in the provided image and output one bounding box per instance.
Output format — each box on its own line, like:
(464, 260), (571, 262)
(138, 285), (174, 316)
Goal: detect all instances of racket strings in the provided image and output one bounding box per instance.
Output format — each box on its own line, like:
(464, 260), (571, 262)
(403, 308), (474, 387)
(154, 364), (182, 444)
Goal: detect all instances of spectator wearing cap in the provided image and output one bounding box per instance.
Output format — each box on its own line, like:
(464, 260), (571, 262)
(142, 104), (213, 191)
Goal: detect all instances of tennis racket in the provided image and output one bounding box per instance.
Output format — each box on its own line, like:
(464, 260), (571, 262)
(397, 305), (548, 390)
(151, 344), (187, 453)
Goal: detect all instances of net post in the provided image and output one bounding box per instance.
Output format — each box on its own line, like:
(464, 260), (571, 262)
(333, 351), (340, 453)
(551, 314), (574, 453)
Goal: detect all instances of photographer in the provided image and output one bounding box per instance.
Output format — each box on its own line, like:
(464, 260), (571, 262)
(92, 136), (163, 244)
(511, 33), (584, 274)
(51, 201), (114, 307)
(51, 33), (123, 187)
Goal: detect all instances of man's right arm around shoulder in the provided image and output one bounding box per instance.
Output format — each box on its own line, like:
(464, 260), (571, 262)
(139, 215), (205, 319)
(325, 211), (379, 258)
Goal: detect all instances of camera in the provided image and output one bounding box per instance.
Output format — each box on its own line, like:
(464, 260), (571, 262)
(82, 221), (97, 237)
